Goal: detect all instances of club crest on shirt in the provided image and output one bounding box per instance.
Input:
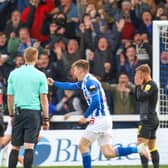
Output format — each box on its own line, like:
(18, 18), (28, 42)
(89, 85), (97, 91)
(145, 84), (151, 92)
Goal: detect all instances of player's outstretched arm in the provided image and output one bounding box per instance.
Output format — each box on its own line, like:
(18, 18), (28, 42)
(48, 77), (82, 90)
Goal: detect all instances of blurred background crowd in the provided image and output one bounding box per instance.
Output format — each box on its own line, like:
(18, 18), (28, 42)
(0, 0), (168, 129)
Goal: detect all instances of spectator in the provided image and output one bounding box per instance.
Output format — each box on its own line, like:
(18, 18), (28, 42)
(62, 90), (84, 116)
(0, 54), (12, 83)
(42, 11), (67, 40)
(103, 0), (120, 20)
(139, 10), (153, 43)
(37, 51), (66, 102)
(36, 52), (52, 77)
(14, 0), (29, 13)
(0, 1), (10, 31)
(132, 0), (155, 19)
(51, 0), (79, 38)
(78, 13), (95, 51)
(159, 12), (168, 20)
(49, 89), (86, 129)
(160, 51), (168, 94)
(4, 10), (22, 38)
(22, 0), (55, 42)
(165, 0), (168, 10)
(133, 31), (152, 66)
(14, 55), (25, 68)
(0, 32), (8, 55)
(8, 27), (44, 66)
(0, 54), (13, 107)
(54, 39), (82, 80)
(76, 0), (88, 21)
(155, 3), (166, 20)
(88, 37), (116, 82)
(10, 27), (42, 56)
(49, 37), (67, 62)
(102, 72), (136, 115)
(143, 0), (156, 15)
(119, 45), (139, 83)
(58, 0), (79, 21)
(79, 11), (125, 54)
(114, 0), (138, 41)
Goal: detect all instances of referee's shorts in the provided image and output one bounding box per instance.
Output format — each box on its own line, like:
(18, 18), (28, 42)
(138, 118), (159, 139)
(12, 109), (42, 146)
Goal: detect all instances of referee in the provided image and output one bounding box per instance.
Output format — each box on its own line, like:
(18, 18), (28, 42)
(134, 64), (160, 168)
(7, 47), (49, 168)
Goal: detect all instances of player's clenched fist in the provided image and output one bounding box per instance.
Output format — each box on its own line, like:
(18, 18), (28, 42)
(48, 78), (54, 86)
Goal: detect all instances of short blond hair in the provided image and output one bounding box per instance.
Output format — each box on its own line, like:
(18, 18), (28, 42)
(136, 64), (151, 74)
(72, 59), (90, 72)
(24, 47), (38, 63)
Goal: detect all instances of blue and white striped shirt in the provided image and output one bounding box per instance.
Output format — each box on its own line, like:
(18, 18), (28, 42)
(53, 73), (110, 118)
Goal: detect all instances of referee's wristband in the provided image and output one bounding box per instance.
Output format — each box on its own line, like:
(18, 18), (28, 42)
(43, 117), (49, 121)
(10, 114), (14, 117)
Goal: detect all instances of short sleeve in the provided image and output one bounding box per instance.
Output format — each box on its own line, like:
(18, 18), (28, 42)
(7, 73), (14, 95)
(40, 74), (48, 94)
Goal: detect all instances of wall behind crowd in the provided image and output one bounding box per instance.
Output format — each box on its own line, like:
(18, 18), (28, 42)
(0, 0), (168, 128)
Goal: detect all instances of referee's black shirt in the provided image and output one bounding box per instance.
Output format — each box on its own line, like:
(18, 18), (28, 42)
(135, 80), (158, 123)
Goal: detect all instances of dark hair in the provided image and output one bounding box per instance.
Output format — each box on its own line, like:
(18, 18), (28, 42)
(126, 45), (136, 51)
(40, 0), (46, 4)
(82, 13), (90, 22)
(119, 71), (129, 77)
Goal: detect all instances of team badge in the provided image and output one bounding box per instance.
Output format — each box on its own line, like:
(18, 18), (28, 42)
(145, 84), (151, 92)
(89, 85), (97, 91)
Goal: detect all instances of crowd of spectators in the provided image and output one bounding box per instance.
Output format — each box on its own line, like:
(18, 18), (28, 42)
(0, 0), (168, 128)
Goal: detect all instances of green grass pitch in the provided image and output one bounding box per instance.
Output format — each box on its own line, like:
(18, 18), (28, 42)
(2, 166), (168, 168)
(31, 166), (168, 168)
